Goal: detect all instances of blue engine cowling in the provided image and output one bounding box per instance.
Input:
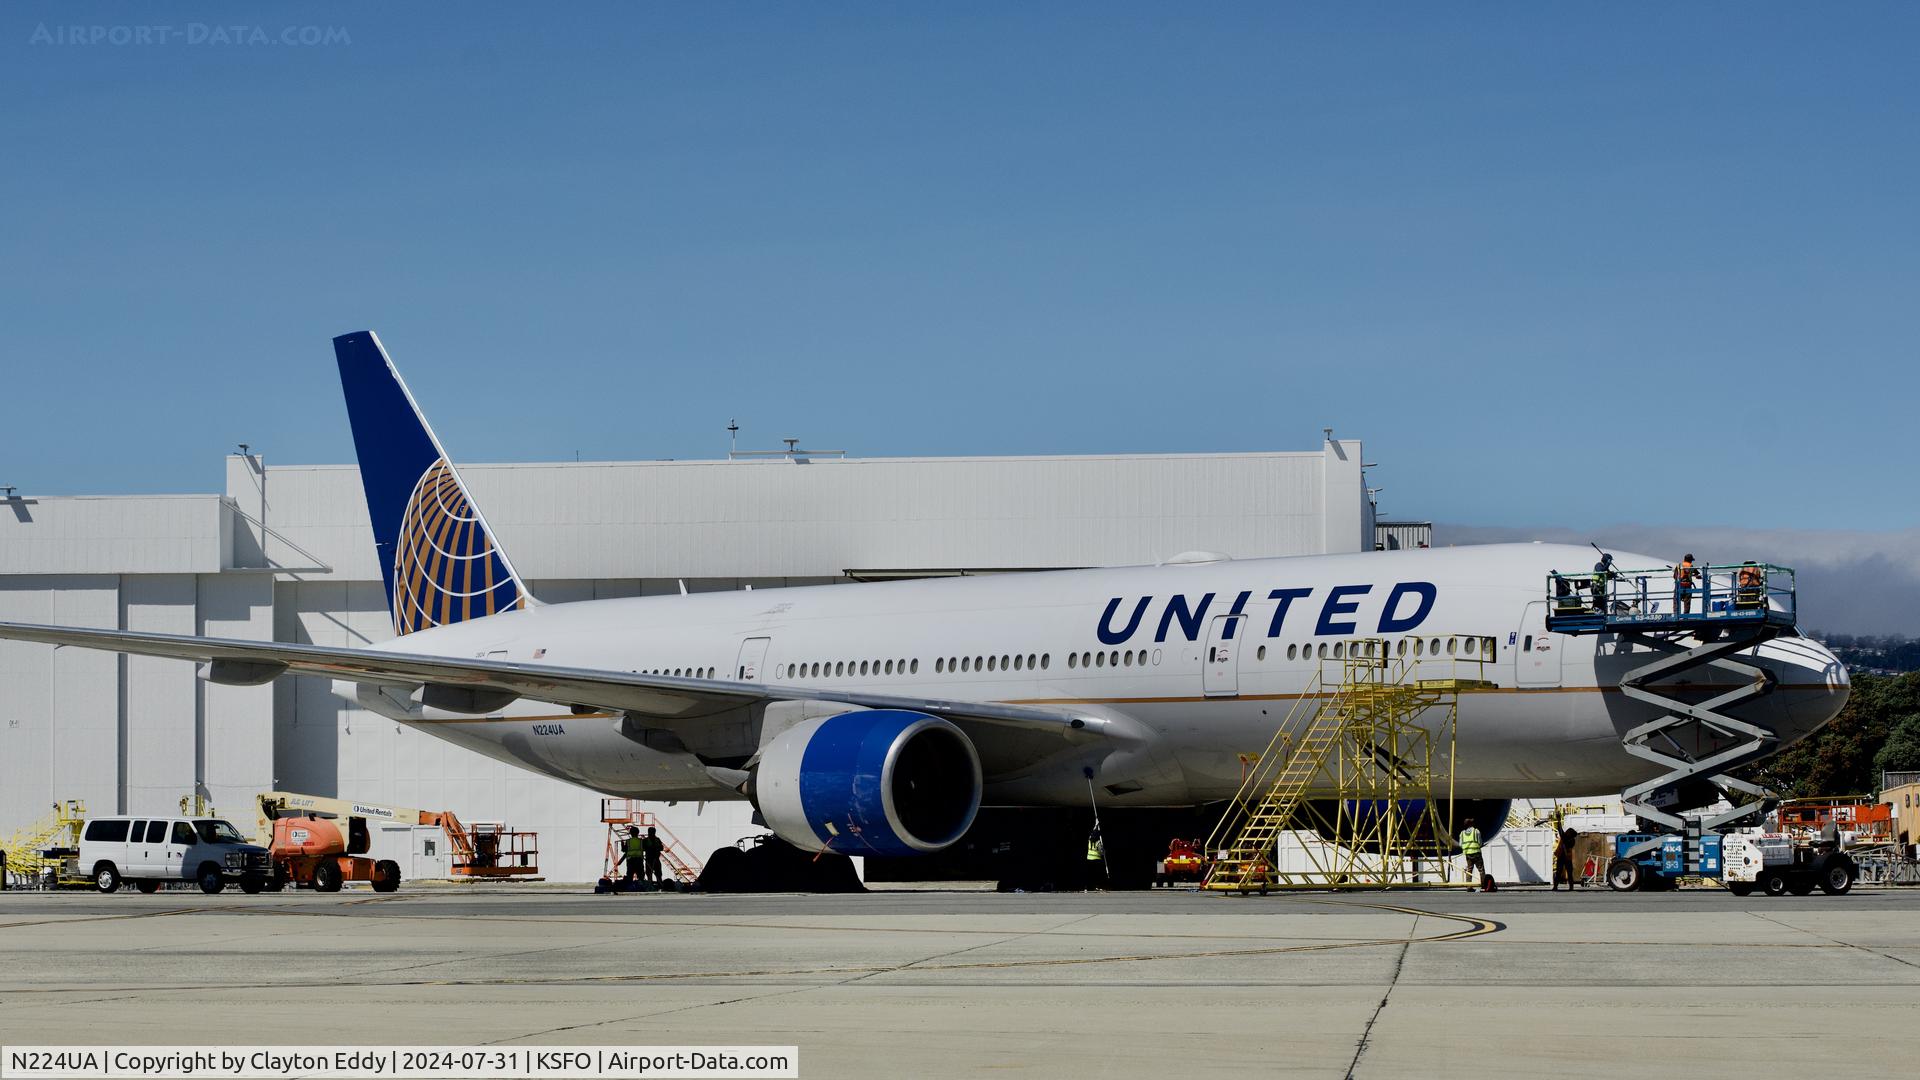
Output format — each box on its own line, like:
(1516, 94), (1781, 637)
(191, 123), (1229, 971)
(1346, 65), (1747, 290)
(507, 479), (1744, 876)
(752, 709), (983, 857)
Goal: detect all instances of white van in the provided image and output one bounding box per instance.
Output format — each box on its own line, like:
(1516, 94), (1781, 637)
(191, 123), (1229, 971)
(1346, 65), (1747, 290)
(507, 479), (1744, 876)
(78, 816), (271, 894)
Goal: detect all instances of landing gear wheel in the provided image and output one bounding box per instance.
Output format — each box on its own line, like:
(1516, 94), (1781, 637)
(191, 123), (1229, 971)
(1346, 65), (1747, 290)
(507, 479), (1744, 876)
(239, 875), (264, 895)
(1725, 883), (1755, 897)
(1819, 862), (1854, 896)
(198, 867), (225, 894)
(371, 860), (402, 893)
(313, 859), (344, 893)
(136, 880), (160, 894)
(1606, 858), (1643, 892)
(1761, 871), (1789, 897)
(94, 864), (120, 893)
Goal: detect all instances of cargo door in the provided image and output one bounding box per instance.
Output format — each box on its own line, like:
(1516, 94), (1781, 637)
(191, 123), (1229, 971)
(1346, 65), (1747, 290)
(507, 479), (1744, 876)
(1203, 614), (1246, 697)
(1516, 601), (1562, 688)
(734, 637), (771, 682)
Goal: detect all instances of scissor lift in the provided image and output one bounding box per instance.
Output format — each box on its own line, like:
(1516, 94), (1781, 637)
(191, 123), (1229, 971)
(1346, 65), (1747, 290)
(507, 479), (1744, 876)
(1545, 561), (1798, 870)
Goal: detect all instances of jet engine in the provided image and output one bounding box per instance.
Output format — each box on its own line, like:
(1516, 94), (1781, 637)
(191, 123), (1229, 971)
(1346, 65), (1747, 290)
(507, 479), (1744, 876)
(751, 709), (983, 857)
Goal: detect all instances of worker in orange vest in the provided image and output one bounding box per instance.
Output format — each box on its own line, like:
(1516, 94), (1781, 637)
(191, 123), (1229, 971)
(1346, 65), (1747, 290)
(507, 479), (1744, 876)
(1672, 554), (1698, 614)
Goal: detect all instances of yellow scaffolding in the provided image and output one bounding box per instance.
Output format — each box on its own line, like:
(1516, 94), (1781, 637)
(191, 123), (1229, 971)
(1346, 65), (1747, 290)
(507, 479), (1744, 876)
(1203, 636), (1493, 892)
(0, 800), (89, 889)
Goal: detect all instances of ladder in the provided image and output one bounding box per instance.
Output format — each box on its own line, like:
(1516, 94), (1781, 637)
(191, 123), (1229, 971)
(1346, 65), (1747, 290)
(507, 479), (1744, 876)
(1203, 638), (1490, 892)
(601, 800), (705, 884)
(1204, 694), (1352, 890)
(0, 800), (87, 888)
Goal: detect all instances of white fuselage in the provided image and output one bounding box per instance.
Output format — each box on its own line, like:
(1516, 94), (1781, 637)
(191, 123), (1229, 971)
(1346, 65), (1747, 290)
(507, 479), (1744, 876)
(348, 543), (1849, 807)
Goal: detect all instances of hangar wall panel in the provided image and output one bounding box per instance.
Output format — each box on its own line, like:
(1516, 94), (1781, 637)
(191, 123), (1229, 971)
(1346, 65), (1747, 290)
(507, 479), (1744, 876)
(0, 497), (223, 576)
(121, 575), (199, 817)
(198, 574), (276, 816)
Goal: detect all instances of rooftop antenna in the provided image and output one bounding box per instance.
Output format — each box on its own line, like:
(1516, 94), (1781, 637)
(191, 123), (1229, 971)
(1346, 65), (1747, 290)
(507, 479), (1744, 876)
(1, 486), (15, 498)
(236, 443), (251, 456)
(784, 438), (800, 456)
(727, 419), (739, 459)
(1322, 427), (1334, 443)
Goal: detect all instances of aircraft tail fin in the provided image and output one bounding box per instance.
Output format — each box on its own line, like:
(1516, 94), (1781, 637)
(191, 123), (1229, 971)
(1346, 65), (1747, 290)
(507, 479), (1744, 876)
(332, 331), (535, 635)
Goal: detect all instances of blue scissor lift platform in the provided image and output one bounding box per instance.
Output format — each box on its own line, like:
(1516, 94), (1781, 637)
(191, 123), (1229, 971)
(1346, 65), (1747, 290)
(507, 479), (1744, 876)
(1544, 561), (1799, 878)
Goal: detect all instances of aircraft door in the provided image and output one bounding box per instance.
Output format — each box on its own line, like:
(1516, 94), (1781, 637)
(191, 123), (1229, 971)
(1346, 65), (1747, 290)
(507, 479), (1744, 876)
(1203, 614), (1245, 697)
(1515, 601), (1562, 688)
(734, 637), (771, 682)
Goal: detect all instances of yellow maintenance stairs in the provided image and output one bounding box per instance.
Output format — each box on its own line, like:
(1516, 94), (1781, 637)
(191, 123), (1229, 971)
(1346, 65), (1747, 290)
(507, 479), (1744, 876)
(1203, 636), (1493, 892)
(0, 800), (89, 889)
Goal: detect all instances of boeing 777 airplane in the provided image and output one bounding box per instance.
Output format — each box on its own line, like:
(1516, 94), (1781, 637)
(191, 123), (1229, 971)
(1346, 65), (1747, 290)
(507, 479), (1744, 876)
(0, 332), (1850, 862)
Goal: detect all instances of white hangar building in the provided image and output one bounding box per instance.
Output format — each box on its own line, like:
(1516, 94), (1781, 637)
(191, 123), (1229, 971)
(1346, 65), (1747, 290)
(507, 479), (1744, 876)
(0, 439), (1374, 882)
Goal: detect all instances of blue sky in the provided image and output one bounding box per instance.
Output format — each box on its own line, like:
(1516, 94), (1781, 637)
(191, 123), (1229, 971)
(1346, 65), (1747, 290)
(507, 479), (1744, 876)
(3, 4), (1914, 534)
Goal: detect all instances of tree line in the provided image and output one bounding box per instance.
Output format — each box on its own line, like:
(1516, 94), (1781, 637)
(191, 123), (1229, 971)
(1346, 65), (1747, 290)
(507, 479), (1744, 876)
(1739, 671), (1920, 797)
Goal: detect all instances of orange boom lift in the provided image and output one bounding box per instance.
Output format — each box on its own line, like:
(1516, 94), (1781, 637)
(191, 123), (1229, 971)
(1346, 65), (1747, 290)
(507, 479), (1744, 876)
(254, 792), (539, 891)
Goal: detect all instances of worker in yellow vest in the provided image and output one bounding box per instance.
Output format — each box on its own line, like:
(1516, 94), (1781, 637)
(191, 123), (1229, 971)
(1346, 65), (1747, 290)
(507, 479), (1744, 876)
(1458, 817), (1487, 889)
(1085, 827), (1106, 889)
(621, 826), (646, 888)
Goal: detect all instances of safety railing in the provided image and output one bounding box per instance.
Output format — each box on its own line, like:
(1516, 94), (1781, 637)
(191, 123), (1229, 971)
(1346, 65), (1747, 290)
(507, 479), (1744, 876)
(1545, 562), (1795, 633)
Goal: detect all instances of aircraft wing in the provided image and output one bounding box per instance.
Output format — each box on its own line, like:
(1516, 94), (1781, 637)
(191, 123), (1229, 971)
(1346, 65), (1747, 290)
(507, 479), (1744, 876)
(0, 621), (1111, 749)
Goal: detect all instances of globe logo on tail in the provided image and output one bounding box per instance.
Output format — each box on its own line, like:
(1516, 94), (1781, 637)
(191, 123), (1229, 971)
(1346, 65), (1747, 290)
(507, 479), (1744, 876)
(392, 458), (524, 634)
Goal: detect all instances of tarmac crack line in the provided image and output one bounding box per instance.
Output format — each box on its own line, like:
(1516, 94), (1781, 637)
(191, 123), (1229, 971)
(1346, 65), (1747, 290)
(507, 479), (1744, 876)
(486, 914), (1107, 1044)
(1342, 921), (1414, 1080)
(1747, 910), (1920, 971)
(835, 913), (1102, 985)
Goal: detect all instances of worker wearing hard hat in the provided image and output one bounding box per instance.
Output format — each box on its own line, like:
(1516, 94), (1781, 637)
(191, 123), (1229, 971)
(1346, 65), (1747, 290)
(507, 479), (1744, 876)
(1672, 554), (1698, 615)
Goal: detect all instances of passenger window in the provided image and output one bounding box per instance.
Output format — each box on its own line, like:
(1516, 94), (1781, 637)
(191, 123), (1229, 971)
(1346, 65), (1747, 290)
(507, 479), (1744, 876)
(1333, 643), (1344, 659)
(1095, 652), (1106, 668)
(910, 659), (919, 674)
(146, 821), (166, 843)
(1040, 654), (1049, 670)
(173, 822), (194, 845)
(127, 820), (146, 842)
(1523, 635), (1533, 652)
(87, 820), (128, 842)
(975, 655), (984, 671)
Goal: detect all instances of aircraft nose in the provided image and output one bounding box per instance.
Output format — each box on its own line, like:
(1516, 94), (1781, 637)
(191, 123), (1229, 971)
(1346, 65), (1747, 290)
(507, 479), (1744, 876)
(1764, 635), (1850, 741)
